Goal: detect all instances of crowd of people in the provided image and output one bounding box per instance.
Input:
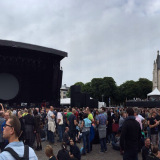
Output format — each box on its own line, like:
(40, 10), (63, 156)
(1, 103), (160, 159)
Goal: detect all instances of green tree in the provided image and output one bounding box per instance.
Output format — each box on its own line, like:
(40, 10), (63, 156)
(136, 78), (152, 99)
(119, 80), (139, 100)
(90, 77), (117, 105)
(67, 77), (152, 106)
(83, 82), (92, 95)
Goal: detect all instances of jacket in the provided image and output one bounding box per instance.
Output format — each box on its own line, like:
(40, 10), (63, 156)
(120, 116), (141, 151)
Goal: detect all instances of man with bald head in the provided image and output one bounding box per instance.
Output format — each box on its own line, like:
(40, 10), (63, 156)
(68, 108), (78, 142)
(47, 106), (56, 144)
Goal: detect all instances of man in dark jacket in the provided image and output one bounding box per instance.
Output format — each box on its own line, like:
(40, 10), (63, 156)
(142, 138), (151, 160)
(69, 139), (81, 160)
(120, 108), (141, 160)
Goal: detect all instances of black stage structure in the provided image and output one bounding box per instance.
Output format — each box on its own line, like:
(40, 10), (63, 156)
(0, 40), (67, 108)
(126, 100), (160, 108)
(71, 85), (98, 108)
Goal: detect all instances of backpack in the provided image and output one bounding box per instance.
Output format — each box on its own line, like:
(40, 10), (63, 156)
(84, 118), (91, 128)
(3, 145), (29, 160)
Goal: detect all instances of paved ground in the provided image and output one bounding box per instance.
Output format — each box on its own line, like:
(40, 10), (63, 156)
(35, 139), (143, 160)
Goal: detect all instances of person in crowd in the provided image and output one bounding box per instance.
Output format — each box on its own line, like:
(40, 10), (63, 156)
(17, 110), (25, 142)
(107, 110), (113, 144)
(134, 108), (143, 130)
(1, 110), (12, 149)
(33, 109), (42, 150)
(22, 109), (28, 117)
(112, 110), (120, 142)
(0, 111), (5, 152)
(142, 138), (152, 160)
(57, 142), (70, 160)
(23, 108), (35, 148)
(141, 109), (146, 119)
(69, 139), (81, 160)
(78, 108), (84, 125)
(63, 109), (68, 127)
(94, 109), (99, 123)
(120, 108), (141, 160)
(86, 108), (94, 122)
(47, 106), (56, 144)
(148, 110), (159, 146)
(147, 113), (152, 138)
(102, 107), (107, 119)
(41, 108), (47, 126)
(146, 145), (160, 160)
(119, 111), (126, 131)
(97, 109), (107, 153)
(63, 127), (70, 145)
(0, 104), (4, 112)
(137, 108), (145, 122)
(2, 111), (11, 129)
(81, 113), (91, 155)
(57, 109), (64, 142)
(45, 145), (56, 160)
(112, 130), (121, 151)
(0, 115), (38, 159)
(68, 108), (78, 142)
(156, 109), (160, 150)
(74, 107), (79, 123)
(66, 108), (72, 120)
(90, 120), (95, 152)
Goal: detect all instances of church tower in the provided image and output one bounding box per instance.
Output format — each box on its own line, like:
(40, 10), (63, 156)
(153, 51), (160, 90)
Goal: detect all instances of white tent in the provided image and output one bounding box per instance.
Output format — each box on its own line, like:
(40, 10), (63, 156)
(60, 98), (70, 105)
(147, 87), (160, 96)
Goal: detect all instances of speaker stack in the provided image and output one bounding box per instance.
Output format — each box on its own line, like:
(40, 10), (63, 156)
(71, 85), (98, 108)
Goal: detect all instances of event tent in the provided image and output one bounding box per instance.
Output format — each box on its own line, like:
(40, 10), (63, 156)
(60, 98), (70, 105)
(147, 87), (160, 96)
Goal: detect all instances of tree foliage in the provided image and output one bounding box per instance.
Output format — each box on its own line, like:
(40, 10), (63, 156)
(68, 77), (152, 106)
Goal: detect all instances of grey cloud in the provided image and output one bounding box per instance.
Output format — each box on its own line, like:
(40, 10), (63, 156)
(0, 0), (160, 86)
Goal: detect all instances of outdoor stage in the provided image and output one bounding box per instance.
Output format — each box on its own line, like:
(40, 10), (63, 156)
(0, 40), (67, 107)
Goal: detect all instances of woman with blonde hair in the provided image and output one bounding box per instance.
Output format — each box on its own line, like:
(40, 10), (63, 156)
(45, 145), (56, 160)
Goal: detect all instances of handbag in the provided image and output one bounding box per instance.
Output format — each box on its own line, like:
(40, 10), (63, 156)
(112, 123), (119, 132)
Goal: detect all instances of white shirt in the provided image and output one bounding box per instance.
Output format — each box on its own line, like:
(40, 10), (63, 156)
(138, 114), (144, 121)
(47, 110), (54, 122)
(57, 112), (63, 125)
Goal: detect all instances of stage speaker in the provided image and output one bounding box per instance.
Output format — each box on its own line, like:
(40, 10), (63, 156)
(70, 85), (81, 93)
(89, 99), (98, 108)
(71, 92), (82, 108)
(85, 93), (90, 107)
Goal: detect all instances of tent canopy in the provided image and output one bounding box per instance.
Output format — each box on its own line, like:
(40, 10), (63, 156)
(60, 98), (70, 105)
(147, 87), (160, 96)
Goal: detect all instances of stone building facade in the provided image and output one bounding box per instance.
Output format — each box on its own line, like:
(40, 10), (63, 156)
(153, 50), (160, 91)
(60, 84), (69, 99)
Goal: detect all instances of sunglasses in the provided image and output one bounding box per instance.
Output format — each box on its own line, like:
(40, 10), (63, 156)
(4, 124), (13, 128)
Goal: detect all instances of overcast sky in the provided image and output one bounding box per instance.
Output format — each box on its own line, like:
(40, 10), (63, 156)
(0, 0), (160, 87)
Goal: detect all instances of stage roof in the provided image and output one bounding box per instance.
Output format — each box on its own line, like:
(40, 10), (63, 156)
(0, 39), (68, 59)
